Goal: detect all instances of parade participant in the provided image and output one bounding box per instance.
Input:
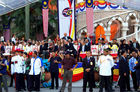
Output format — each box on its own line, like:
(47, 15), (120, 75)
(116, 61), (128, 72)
(0, 54), (8, 92)
(48, 50), (62, 89)
(119, 50), (131, 92)
(59, 51), (78, 92)
(129, 50), (139, 91)
(13, 50), (25, 92)
(98, 49), (114, 92)
(28, 51), (42, 92)
(82, 51), (95, 92)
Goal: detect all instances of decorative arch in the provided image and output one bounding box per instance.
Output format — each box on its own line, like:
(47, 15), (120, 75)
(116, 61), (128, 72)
(126, 13), (138, 35)
(126, 13), (138, 22)
(95, 23), (106, 43)
(108, 16), (124, 30)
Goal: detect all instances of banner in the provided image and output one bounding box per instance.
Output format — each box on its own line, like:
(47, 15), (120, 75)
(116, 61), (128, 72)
(86, 0), (94, 34)
(3, 24), (10, 41)
(58, 0), (75, 40)
(91, 45), (98, 55)
(42, 0), (48, 37)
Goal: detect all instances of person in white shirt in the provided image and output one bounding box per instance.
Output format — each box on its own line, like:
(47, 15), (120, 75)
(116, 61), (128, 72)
(98, 49), (114, 92)
(12, 50), (25, 92)
(11, 34), (16, 44)
(28, 51), (42, 92)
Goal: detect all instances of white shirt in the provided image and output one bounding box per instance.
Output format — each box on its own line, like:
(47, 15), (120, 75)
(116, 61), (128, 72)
(12, 37), (16, 43)
(26, 45), (33, 53)
(14, 55), (25, 74)
(82, 45), (85, 52)
(98, 55), (114, 76)
(11, 56), (16, 74)
(29, 57), (42, 75)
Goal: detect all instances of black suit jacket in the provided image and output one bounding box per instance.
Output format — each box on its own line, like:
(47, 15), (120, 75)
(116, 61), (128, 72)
(40, 43), (48, 54)
(82, 56), (95, 72)
(79, 45), (89, 53)
(64, 43), (77, 55)
(119, 56), (130, 76)
(85, 43), (91, 51)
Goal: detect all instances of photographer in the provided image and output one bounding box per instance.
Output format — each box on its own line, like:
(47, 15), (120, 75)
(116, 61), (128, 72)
(0, 54), (8, 92)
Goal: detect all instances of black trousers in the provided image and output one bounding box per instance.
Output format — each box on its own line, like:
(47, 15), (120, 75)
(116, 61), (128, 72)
(9, 74), (14, 87)
(83, 72), (94, 92)
(26, 74), (29, 90)
(16, 73), (25, 91)
(51, 72), (59, 88)
(131, 71), (138, 90)
(119, 74), (131, 92)
(99, 76), (112, 92)
(28, 74), (40, 91)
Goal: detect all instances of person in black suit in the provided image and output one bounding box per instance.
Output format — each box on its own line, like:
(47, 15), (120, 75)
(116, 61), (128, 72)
(39, 40), (48, 58)
(79, 40), (89, 53)
(64, 40), (77, 58)
(132, 38), (140, 50)
(82, 51), (95, 92)
(119, 50), (131, 92)
(85, 39), (91, 51)
(62, 33), (73, 41)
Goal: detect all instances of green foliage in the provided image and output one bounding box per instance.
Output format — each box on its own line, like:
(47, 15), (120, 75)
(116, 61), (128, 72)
(0, 0), (58, 39)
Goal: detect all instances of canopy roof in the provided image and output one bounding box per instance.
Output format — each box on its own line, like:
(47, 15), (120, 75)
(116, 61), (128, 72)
(0, 0), (39, 16)
(106, 0), (140, 11)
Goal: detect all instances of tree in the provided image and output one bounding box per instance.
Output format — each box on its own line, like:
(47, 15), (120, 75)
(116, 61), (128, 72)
(0, 0), (58, 40)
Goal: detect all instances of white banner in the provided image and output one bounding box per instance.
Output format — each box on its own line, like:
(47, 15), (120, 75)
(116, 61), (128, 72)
(58, 0), (75, 40)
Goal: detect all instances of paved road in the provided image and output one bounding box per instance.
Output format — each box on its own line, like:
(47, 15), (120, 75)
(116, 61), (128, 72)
(3, 87), (121, 92)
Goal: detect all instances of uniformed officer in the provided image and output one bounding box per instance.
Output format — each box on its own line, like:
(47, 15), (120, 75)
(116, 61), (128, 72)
(48, 50), (62, 89)
(82, 51), (95, 92)
(14, 50), (25, 92)
(98, 49), (114, 92)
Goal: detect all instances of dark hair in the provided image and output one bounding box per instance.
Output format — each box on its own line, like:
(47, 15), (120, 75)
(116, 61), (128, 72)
(33, 51), (38, 55)
(23, 52), (27, 56)
(121, 50), (126, 55)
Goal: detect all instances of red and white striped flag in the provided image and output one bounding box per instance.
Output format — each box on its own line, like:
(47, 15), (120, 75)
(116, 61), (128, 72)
(42, 0), (48, 37)
(86, 0), (93, 34)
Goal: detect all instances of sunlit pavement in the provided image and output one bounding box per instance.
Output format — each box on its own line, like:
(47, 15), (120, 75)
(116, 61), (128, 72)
(4, 87), (121, 92)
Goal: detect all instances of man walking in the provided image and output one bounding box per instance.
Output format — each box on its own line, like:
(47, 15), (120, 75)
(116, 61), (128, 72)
(59, 51), (77, 92)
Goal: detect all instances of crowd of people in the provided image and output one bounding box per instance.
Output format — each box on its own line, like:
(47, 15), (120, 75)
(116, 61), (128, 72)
(0, 33), (140, 92)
